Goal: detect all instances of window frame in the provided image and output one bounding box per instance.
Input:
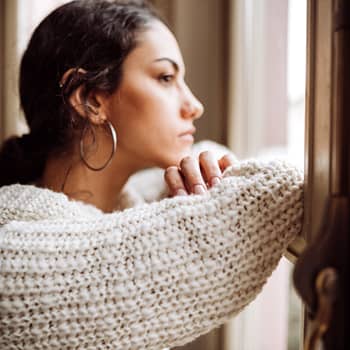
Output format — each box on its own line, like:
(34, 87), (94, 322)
(0, 0), (4, 142)
(1, 0), (19, 142)
(0, 0), (341, 348)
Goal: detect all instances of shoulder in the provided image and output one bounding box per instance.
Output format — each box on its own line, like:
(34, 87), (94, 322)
(0, 183), (103, 227)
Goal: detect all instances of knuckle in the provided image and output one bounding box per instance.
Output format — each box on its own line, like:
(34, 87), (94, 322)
(164, 166), (179, 180)
(209, 164), (221, 175)
(199, 150), (212, 160)
(167, 165), (179, 172)
(180, 156), (193, 167)
(222, 153), (234, 162)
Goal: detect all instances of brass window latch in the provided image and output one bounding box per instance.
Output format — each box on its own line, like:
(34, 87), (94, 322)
(293, 196), (347, 350)
(304, 267), (338, 350)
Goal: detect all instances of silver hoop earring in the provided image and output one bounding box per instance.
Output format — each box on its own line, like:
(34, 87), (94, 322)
(80, 120), (117, 171)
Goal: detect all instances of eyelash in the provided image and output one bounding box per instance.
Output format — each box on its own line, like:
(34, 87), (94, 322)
(158, 74), (175, 84)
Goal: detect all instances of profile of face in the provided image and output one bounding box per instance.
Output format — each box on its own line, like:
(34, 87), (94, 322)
(101, 20), (204, 169)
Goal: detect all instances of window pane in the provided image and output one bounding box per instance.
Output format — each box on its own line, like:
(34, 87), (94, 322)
(226, 0), (307, 349)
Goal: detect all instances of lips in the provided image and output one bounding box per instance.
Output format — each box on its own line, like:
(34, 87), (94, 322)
(178, 127), (196, 144)
(179, 127), (196, 137)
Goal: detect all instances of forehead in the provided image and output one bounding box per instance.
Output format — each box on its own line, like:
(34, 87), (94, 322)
(124, 21), (185, 70)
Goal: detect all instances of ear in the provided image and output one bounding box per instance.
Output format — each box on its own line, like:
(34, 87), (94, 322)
(68, 87), (107, 125)
(61, 68), (109, 125)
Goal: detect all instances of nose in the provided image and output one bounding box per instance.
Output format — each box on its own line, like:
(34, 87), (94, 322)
(181, 85), (204, 120)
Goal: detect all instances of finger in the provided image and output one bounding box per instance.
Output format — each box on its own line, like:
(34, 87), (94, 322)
(164, 166), (188, 197)
(198, 151), (222, 188)
(218, 154), (237, 172)
(179, 156), (207, 195)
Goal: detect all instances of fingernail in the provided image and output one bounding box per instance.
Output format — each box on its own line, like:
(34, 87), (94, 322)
(194, 184), (206, 195)
(210, 176), (221, 187)
(176, 189), (188, 196)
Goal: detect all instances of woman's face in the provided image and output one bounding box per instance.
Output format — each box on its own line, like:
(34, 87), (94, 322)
(105, 20), (204, 169)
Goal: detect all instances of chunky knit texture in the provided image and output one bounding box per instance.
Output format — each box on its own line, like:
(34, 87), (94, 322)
(0, 159), (303, 350)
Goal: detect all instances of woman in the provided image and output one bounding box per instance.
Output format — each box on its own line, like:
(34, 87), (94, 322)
(0, 0), (303, 349)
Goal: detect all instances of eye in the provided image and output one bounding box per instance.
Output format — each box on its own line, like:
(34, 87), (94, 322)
(158, 74), (175, 84)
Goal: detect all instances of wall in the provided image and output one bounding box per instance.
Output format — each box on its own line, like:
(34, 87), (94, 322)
(151, 0), (229, 145)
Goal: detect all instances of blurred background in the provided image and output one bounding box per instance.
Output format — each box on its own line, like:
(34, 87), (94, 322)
(0, 0), (306, 349)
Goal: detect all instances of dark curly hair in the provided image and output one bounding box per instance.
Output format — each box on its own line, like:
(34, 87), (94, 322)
(0, 0), (163, 186)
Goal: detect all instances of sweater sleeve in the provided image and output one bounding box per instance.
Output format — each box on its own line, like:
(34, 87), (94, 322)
(0, 160), (303, 350)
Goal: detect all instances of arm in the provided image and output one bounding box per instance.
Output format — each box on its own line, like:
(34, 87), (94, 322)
(0, 160), (303, 350)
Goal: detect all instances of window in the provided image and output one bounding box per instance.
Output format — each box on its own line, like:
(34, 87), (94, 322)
(5, 1), (337, 349)
(1, 0), (71, 140)
(225, 1), (307, 349)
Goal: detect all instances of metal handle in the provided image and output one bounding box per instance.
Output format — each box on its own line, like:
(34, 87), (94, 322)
(304, 268), (339, 350)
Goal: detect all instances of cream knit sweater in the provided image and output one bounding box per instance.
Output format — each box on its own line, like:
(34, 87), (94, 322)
(0, 150), (303, 349)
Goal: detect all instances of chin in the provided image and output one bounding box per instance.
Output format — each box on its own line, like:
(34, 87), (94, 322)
(160, 149), (193, 168)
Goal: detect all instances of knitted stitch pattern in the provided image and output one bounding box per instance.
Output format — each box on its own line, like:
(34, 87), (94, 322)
(0, 160), (303, 350)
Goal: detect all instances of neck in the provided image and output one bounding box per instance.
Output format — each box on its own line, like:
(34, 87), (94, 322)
(39, 148), (146, 213)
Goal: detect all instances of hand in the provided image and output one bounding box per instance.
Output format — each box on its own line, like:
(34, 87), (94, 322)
(164, 151), (236, 197)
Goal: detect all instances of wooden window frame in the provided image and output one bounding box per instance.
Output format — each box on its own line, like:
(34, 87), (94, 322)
(0, 0), (19, 143)
(1, 0), (340, 348)
(305, 0), (333, 241)
(0, 1), (4, 143)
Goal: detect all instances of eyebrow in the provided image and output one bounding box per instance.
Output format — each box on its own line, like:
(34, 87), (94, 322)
(153, 57), (182, 73)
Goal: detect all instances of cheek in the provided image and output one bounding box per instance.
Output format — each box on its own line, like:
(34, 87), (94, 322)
(107, 81), (189, 166)
(112, 83), (178, 139)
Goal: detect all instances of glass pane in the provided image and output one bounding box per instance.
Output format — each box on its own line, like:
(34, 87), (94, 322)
(226, 0), (307, 349)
